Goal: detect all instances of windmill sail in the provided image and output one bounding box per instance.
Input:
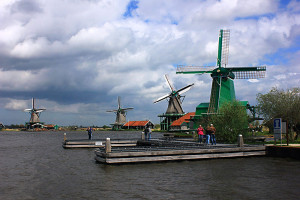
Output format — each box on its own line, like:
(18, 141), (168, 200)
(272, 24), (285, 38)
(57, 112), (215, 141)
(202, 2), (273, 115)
(221, 29), (230, 67)
(154, 93), (171, 103)
(165, 74), (175, 91)
(228, 66), (266, 79)
(177, 65), (215, 74)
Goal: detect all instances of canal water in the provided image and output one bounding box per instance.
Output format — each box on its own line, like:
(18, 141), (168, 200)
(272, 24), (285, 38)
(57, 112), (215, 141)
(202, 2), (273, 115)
(0, 131), (300, 200)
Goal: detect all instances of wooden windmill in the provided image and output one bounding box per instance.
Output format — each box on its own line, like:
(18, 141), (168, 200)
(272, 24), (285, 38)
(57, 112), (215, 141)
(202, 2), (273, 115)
(107, 96), (133, 130)
(154, 74), (194, 114)
(176, 29), (266, 116)
(24, 98), (46, 129)
(154, 74), (194, 130)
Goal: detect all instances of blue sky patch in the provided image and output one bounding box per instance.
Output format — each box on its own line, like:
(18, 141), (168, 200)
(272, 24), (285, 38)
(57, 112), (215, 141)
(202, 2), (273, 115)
(234, 13), (275, 21)
(123, 0), (139, 18)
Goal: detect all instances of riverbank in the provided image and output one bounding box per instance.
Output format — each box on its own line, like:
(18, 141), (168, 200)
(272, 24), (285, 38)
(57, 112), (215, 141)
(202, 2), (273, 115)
(266, 144), (300, 160)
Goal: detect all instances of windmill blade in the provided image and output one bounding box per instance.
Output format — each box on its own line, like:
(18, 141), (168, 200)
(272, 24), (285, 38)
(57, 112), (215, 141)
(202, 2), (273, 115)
(121, 107), (134, 111)
(228, 66), (266, 79)
(177, 83), (194, 95)
(24, 109), (33, 112)
(35, 109), (46, 113)
(176, 65), (215, 74)
(118, 96), (121, 109)
(221, 29), (230, 67)
(154, 93), (171, 103)
(164, 74), (176, 91)
(32, 98), (35, 109)
(106, 110), (118, 112)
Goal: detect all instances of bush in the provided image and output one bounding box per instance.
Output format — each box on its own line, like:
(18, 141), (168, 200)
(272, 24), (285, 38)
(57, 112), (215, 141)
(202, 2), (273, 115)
(212, 101), (249, 143)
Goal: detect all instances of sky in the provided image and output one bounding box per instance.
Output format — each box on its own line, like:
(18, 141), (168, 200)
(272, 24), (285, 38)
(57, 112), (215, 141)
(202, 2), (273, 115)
(0, 0), (299, 126)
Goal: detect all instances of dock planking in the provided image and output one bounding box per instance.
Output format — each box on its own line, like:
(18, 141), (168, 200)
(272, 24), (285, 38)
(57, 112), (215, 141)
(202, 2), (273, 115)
(95, 139), (266, 164)
(62, 139), (137, 148)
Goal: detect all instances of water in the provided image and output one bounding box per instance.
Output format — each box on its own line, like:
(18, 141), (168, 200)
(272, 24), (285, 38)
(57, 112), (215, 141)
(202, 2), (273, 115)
(1, 131), (300, 200)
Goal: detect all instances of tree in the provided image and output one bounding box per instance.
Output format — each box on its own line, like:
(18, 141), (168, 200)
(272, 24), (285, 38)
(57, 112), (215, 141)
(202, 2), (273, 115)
(102, 125), (110, 129)
(256, 87), (300, 140)
(211, 100), (249, 143)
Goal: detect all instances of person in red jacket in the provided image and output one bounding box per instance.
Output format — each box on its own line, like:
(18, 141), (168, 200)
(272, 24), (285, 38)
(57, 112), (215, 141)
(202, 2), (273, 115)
(197, 125), (204, 143)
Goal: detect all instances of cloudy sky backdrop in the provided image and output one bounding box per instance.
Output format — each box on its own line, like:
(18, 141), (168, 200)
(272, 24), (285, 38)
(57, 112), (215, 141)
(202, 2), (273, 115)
(0, 0), (299, 126)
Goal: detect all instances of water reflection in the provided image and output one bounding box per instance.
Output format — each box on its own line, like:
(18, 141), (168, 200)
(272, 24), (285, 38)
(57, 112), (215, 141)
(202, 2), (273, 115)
(0, 131), (299, 200)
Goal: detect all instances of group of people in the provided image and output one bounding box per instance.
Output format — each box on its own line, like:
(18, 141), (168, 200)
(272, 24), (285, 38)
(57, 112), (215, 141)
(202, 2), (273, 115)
(197, 124), (216, 145)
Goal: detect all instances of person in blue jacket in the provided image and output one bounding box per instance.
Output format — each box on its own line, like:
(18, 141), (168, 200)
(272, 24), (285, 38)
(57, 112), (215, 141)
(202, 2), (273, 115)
(87, 127), (92, 140)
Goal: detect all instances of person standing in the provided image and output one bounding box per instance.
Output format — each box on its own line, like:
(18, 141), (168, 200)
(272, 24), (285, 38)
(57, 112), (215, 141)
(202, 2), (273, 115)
(210, 124), (217, 145)
(147, 125), (152, 141)
(144, 125), (149, 141)
(205, 125), (211, 145)
(197, 125), (204, 143)
(87, 127), (92, 140)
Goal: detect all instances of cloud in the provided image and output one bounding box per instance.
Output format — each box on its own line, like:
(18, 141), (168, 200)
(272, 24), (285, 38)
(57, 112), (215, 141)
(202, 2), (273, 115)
(0, 0), (300, 126)
(10, 0), (42, 14)
(4, 99), (28, 110)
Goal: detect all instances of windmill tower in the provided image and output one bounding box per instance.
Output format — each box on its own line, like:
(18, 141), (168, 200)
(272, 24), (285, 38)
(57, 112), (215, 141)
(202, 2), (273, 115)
(176, 29), (266, 126)
(24, 98), (46, 129)
(107, 96), (133, 130)
(154, 74), (194, 130)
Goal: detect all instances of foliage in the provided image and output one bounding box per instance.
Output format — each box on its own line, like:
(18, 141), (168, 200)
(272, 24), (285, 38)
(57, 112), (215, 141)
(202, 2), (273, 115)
(154, 124), (161, 129)
(257, 87), (300, 140)
(211, 100), (249, 143)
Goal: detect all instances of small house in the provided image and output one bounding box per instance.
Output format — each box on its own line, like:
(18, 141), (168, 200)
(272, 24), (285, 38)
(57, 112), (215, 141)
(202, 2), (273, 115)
(123, 120), (154, 130)
(169, 112), (195, 131)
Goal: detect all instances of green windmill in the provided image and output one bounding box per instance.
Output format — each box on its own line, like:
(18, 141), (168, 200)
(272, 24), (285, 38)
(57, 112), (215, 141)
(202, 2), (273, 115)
(176, 29), (266, 120)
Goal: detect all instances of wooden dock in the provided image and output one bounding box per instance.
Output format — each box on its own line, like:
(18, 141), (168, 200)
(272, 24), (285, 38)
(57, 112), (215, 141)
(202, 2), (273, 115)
(62, 139), (137, 148)
(95, 139), (266, 164)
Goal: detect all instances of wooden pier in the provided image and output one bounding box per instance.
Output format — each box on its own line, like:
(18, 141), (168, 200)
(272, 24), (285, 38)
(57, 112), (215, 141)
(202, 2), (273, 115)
(62, 139), (137, 148)
(95, 139), (266, 164)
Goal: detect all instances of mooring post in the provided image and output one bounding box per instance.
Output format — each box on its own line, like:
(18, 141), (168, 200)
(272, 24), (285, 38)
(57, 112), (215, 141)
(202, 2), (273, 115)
(141, 132), (145, 140)
(64, 133), (67, 142)
(105, 138), (111, 153)
(238, 134), (244, 147)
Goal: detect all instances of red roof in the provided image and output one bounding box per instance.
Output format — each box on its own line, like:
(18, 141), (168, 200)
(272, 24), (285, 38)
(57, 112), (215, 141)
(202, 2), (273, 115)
(123, 121), (150, 127)
(170, 112), (195, 126)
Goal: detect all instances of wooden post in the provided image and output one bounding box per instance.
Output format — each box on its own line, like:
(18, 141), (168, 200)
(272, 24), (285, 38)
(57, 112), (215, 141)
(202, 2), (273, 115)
(286, 120), (289, 146)
(105, 138), (111, 153)
(238, 134), (244, 147)
(141, 132), (145, 140)
(64, 133), (67, 142)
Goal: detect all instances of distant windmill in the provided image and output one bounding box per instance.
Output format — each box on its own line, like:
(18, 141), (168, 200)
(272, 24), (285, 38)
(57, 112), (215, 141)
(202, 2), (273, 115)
(107, 96), (133, 130)
(24, 98), (46, 129)
(154, 74), (194, 114)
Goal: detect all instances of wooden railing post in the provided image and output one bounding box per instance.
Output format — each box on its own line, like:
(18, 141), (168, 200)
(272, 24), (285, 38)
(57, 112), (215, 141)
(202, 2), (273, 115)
(238, 134), (244, 147)
(105, 138), (111, 153)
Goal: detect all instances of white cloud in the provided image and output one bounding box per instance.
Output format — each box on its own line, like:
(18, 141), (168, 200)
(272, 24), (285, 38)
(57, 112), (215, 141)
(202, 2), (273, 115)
(0, 68), (49, 91)
(248, 79), (259, 83)
(4, 99), (28, 110)
(0, 0), (299, 126)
